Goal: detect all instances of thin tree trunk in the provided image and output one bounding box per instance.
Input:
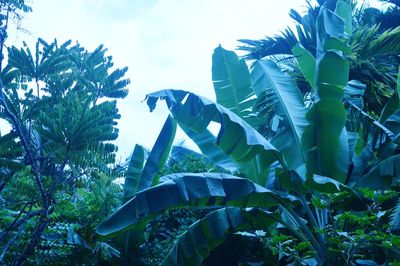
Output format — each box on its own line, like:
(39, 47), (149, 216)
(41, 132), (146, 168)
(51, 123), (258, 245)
(0, 208), (42, 245)
(12, 215), (49, 266)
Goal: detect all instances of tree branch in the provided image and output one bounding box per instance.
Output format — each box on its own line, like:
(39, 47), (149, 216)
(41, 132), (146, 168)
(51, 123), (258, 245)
(0, 80), (48, 208)
(12, 215), (49, 266)
(0, 207), (42, 245)
(0, 219), (27, 262)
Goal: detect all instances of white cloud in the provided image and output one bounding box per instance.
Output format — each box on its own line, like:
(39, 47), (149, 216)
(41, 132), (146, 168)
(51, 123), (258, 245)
(8, 0), (311, 158)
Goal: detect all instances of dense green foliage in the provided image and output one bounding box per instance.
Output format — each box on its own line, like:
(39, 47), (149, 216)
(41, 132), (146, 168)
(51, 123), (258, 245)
(0, 1), (130, 264)
(1, 0), (400, 265)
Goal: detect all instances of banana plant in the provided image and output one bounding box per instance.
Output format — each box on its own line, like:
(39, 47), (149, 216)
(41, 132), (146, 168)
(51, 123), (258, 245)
(98, 1), (400, 264)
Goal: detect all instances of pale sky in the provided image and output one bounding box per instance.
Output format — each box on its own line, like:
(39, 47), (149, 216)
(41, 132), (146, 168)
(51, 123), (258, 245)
(5, 0), (381, 160)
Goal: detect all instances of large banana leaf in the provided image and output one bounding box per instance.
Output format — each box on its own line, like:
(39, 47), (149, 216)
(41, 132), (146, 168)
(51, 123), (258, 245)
(145, 89), (285, 185)
(251, 59), (308, 169)
(293, 53), (367, 127)
(302, 6), (350, 182)
(137, 115), (177, 190)
(212, 46), (258, 127)
(292, 46), (365, 167)
(162, 207), (279, 266)
(123, 144), (144, 201)
(96, 173), (293, 236)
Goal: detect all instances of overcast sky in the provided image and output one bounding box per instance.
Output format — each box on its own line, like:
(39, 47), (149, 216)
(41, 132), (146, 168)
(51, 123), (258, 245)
(6, 0), (381, 160)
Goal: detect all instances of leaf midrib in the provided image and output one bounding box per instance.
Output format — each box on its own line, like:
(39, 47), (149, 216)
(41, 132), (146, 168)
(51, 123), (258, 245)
(259, 61), (306, 167)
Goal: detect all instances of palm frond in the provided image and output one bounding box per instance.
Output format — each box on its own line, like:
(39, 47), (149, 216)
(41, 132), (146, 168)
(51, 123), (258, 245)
(237, 30), (295, 61)
(364, 26), (400, 58)
(379, 0), (400, 7)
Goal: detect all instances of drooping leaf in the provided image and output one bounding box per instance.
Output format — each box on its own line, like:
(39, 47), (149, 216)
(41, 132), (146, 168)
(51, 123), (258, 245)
(212, 46), (258, 127)
(347, 144), (374, 185)
(384, 109), (400, 144)
(96, 173), (293, 236)
(251, 59), (308, 170)
(347, 131), (359, 162)
(177, 122), (239, 173)
(379, 66), (400, 123)
(304, 174), (351, 194)
(380, 92), (400, 123)
(345, 99), (396, 149)
(390, 199), (400, 234)
(177, 108), (269, 185)
(354, 154), (400, 189)
(145, 89), (285, 185)
(137, 115), (176, 190)
(343, 81), (366, 162)
(162, 207), (279, 266)
(344, 80), (366, 109)
(123, 144), (144, 201)
(383, 109), (400, 144)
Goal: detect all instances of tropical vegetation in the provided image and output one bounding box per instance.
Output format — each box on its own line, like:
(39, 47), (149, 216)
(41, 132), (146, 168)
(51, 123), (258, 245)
(0, 0), (400, 265)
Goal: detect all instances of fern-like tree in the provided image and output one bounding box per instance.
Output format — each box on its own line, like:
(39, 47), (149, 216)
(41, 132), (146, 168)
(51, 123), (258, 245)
(0, 2), (130, 264)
